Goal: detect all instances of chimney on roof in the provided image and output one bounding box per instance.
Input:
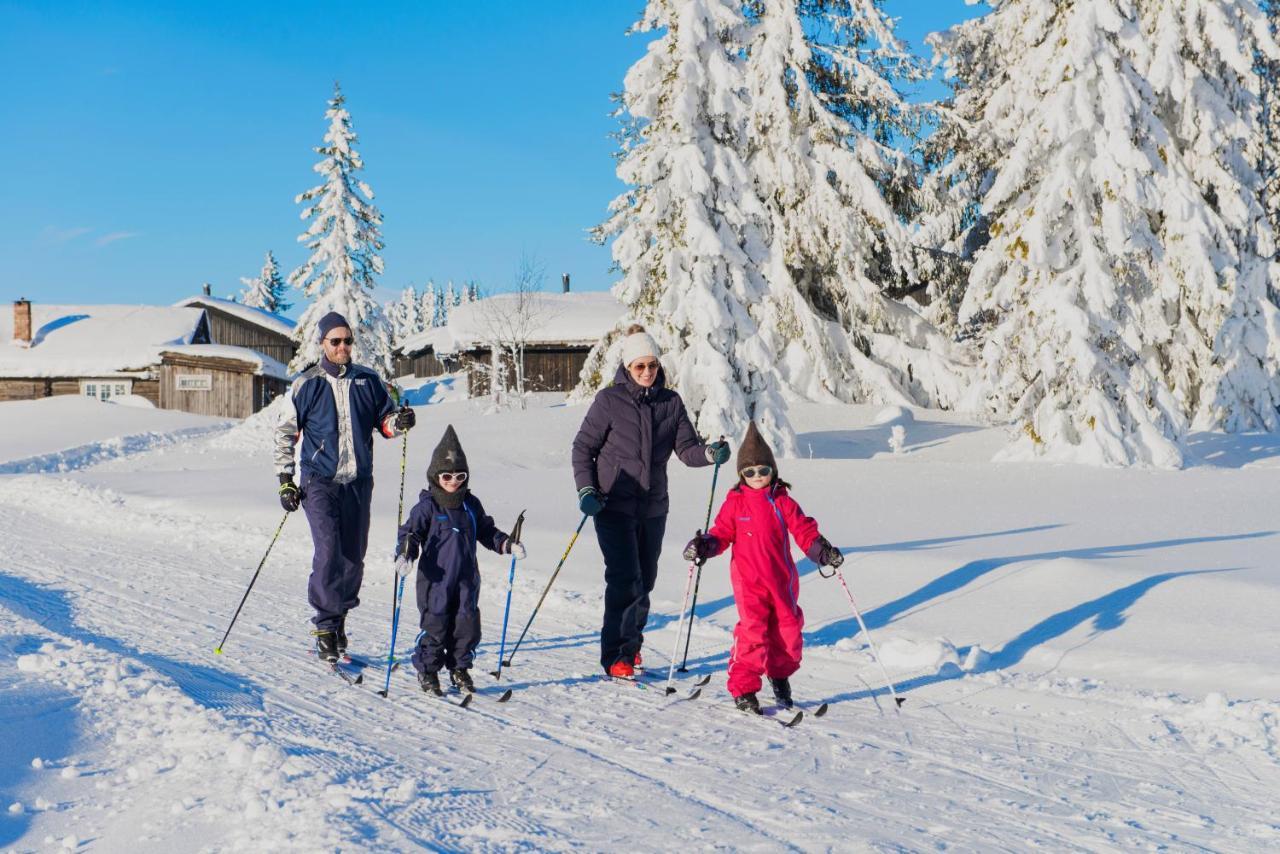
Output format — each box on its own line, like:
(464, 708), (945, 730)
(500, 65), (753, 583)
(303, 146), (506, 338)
(202, 282), (212, 296)
(13, 298), (31, 347)
(562, 273), (570, 294)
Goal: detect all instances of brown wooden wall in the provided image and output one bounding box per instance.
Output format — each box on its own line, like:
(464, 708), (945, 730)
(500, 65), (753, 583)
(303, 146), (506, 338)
(396, 349), (452, 380)
(159, 355), (255, 418)
(0, 377), (122, 401)
(464, 347), (589, 398)
(203, 306), (296, 365)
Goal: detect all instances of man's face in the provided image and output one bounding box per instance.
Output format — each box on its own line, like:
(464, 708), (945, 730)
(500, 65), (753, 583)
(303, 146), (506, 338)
(322, 326), (354, 365)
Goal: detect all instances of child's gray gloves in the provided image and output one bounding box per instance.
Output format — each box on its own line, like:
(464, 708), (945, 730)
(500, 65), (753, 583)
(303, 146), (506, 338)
(682, 532), (717, 563)
(806, 536), (844, 568)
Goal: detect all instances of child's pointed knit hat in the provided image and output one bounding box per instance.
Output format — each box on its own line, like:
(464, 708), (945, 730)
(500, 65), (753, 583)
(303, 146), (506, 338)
(428, 424), (469, 479)
(736, 421), (777, 477)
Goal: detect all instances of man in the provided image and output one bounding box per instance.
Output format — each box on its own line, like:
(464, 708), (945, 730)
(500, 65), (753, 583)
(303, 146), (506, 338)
(275, 311), (416, 662)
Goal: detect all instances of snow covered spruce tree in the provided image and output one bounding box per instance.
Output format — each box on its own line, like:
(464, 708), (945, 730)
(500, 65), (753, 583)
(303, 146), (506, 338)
(240, 250), (291, 314)
(287, 83), (393, 376)
(1139, 0), (1280, 435)
(583, 0), (798, 450)
(740, 0), (964, 409)
(386, 285), (424, 347)
(934, 0), (1280, 466)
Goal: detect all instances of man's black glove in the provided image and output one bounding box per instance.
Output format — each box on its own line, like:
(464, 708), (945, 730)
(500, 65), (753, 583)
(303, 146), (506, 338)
(394, 405), (416, 431)
(578, 486), (606, 516)
(706, 440), (731, 465)
(278, 475), (300, 513)
(682, 532), (717, 563)
(806, 535), (843, 568)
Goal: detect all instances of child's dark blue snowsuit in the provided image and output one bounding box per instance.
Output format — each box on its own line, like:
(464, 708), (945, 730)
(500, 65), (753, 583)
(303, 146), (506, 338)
(398, 490), (509, 675)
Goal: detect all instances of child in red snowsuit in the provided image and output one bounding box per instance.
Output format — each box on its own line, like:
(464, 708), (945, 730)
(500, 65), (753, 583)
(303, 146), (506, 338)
(684, 421), (843, 714)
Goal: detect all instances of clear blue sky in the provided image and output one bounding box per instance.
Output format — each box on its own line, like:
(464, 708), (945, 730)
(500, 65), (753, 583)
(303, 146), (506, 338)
(2, 1), (985, 312)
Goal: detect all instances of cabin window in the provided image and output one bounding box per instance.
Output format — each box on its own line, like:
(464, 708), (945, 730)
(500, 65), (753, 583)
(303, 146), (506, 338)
(80, 380), (132, 401)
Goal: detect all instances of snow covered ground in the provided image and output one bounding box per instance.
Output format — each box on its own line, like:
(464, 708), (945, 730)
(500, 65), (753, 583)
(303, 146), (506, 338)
(2, 394), (1279, 851)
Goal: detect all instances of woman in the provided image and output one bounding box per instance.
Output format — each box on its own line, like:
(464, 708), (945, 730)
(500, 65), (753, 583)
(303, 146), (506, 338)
(572, 325), (730, 677)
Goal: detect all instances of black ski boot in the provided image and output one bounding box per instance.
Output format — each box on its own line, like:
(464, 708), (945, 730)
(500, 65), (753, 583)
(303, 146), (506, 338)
(450, 669), (476, 694)
(768, 677), (794, 709)
(734, 692), (763, 715)
(313, 629), (339, 663)
(418, 670), (443, 696)
(336, 615), (349, 659)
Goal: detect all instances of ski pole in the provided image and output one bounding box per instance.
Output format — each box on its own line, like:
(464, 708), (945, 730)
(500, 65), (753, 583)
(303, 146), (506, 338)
(824, 563), (905, 711)
(214, 512), (290, 654)
(503, 514), (587, 667)
(490, 510), (526, 680)
(378, 423), (412, 698)
(678, 438), (724, 671)
(665, 548), (702, 695)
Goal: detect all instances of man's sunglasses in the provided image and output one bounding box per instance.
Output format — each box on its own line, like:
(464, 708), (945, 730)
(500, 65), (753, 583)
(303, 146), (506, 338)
(326, 337), (354, 346)
(739, 466), (772, 479)
(438, 471), (468, 483)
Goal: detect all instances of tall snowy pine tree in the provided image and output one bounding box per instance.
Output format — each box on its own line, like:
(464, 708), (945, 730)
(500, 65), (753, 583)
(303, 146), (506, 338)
(741, 0), (964, 410)
(288, 83), (393, 376)
(934, 0), (1280, 466)
(240, 250), (291, 314)
(582, 0), (799, 450)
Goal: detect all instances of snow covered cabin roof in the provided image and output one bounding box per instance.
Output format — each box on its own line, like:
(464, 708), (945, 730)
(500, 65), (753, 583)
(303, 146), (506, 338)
(174, 295), (295, 337)
(159, 344), (291, 380)
(0, 305), (211, 378)
(398, 291), (627, 358)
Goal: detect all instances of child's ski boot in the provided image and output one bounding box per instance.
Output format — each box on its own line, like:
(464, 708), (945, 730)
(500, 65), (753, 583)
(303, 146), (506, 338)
(734, 692), (763, 715)
(449, 669), (476, 694)
(768, 677), (794, 709)
(418, 670), (444, 696)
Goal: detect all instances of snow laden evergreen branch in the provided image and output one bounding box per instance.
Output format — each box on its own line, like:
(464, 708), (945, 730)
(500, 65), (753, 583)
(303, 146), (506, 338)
(579, 0), (965, 454)
(938, 0), (1280, 467)
(287, 83), (392, 376)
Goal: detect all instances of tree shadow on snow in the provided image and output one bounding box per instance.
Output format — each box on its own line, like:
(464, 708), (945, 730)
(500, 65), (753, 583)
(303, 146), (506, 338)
(818, 567), (1241, 709)
(1183, 430), (1280, 469)
(0, 571), (261, 714)
(796, 421), (983, 460)
(804, 530), (1273, 649)
(0, 635), (81, 846)
(689, 524), (1064, 625)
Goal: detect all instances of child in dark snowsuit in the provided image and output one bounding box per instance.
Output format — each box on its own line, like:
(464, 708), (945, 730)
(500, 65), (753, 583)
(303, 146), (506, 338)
(684, 421), (843, 714)
(397, 424), (525, 696)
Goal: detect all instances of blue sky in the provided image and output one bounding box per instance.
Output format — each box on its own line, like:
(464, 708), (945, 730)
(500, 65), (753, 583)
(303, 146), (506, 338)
(2, 1), (985, 312)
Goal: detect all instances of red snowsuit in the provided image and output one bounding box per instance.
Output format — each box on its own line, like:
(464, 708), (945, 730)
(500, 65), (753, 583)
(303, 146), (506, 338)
(706, 483), (821, 698)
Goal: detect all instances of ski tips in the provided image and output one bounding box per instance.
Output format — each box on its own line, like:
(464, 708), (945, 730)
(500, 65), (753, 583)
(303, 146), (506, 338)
(488, 670), (501, 678)
(354, 674), (364, 685)
(782, 711), (804, 728)
(459, 694), (473, 708)
(497, 689), (512, 703)
(815, 703), (829, 718)
(694, 674), (711, 687)
(664, 687), (677, 695)
(501, 660), (512, 667)
(687, 688), (702, 701)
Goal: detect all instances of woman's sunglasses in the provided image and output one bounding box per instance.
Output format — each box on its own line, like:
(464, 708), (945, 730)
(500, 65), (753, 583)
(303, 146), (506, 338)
(438, 471), (468, 484)
(325, 336), (354, 346)
(630, 361), (660, 373)
(739, 466), (772, 479)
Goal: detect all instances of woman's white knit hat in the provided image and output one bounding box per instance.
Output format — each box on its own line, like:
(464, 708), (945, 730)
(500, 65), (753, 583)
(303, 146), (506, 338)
(620, 329), (661, 368)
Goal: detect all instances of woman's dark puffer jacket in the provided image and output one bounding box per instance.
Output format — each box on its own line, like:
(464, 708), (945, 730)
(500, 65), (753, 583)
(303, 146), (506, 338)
(572, 364), (710, 518)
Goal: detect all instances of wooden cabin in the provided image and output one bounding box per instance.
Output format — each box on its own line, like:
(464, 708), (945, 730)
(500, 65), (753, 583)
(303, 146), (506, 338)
(1, 299), (290, 418)
(393, 291), (625, 398)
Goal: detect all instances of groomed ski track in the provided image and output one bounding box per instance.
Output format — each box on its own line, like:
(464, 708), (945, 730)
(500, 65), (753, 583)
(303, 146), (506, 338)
(2, 400), (1279, 851)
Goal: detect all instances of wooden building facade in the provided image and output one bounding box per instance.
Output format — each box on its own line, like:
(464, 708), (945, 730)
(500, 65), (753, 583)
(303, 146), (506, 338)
(463, 347), (592, 398)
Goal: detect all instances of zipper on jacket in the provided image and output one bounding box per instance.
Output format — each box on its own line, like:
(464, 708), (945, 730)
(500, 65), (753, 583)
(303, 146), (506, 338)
(310, 438), (326, 462)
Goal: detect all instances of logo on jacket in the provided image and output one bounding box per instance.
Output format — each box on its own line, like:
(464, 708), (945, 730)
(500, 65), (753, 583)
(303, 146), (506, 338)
(354, 378), (368, 386)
